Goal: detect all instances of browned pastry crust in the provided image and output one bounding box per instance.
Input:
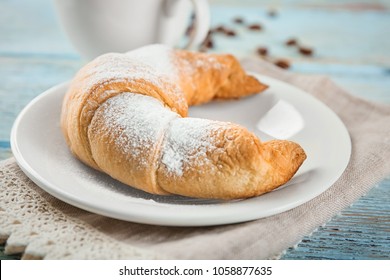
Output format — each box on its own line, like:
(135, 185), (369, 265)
(61, 45), (306, 199)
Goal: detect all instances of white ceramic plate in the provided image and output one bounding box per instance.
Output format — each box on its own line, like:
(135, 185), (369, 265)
(11, 74), (351, 226)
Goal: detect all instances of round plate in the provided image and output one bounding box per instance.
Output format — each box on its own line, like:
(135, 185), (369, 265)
(11, 74), (351, 226)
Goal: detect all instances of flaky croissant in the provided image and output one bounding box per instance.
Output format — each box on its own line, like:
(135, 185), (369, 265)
(61, 45), (306, 199)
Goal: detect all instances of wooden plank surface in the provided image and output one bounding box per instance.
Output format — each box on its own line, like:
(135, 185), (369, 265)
(282, 178), (390, 259)
(0, 0), (389, 259)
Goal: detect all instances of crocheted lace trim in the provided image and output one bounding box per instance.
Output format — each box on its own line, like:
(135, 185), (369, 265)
(0, 158), (160, 259)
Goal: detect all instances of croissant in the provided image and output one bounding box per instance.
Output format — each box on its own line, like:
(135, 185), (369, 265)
(61, 44), (306, 199)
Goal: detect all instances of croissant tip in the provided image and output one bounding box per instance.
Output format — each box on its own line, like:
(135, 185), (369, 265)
(247, 74), (268, 94)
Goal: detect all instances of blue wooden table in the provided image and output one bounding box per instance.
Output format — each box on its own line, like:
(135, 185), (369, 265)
(0, 0), (389, 259)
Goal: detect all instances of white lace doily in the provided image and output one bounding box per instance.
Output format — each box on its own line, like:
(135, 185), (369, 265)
(0, 158), (160, 259)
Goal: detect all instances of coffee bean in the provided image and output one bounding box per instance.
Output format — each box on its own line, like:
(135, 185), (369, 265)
(225, 29), (236, 36)
(299, 46), (313, 56)
(211, 25), (237, 36)
(248, 24), (262, 31)
(285, 38), (298, 46)
(205, 38), (214, 48)
(214, 25), (227, 33)
(274, 59), (291, 69)
(256, 47), (268, 56)
(200, 35), (214, 49)
(267, 9), (278, 17)
(233, 17), (244, 24)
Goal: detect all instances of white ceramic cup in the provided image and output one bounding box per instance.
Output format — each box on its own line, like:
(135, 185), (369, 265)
(54, 0), (210, 60)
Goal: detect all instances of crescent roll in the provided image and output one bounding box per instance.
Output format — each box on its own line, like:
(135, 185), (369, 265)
(61, 45), (306, 199)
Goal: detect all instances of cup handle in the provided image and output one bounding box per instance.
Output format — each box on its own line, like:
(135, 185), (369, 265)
(185, 0), (210, 49)
(164, 0), (210, 49)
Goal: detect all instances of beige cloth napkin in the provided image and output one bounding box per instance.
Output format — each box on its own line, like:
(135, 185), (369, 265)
(1, 59), (390, 259)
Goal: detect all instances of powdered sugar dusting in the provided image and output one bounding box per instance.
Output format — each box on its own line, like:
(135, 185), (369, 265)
(127, 45), (176, 74)
(98, 93), (178, 167)
(178, 52), (225, 93)
(98, 92), (230, 178)
(161, 118), (226, 176)
(182, 52), (223, 77)
(83, 45), (185, 105)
